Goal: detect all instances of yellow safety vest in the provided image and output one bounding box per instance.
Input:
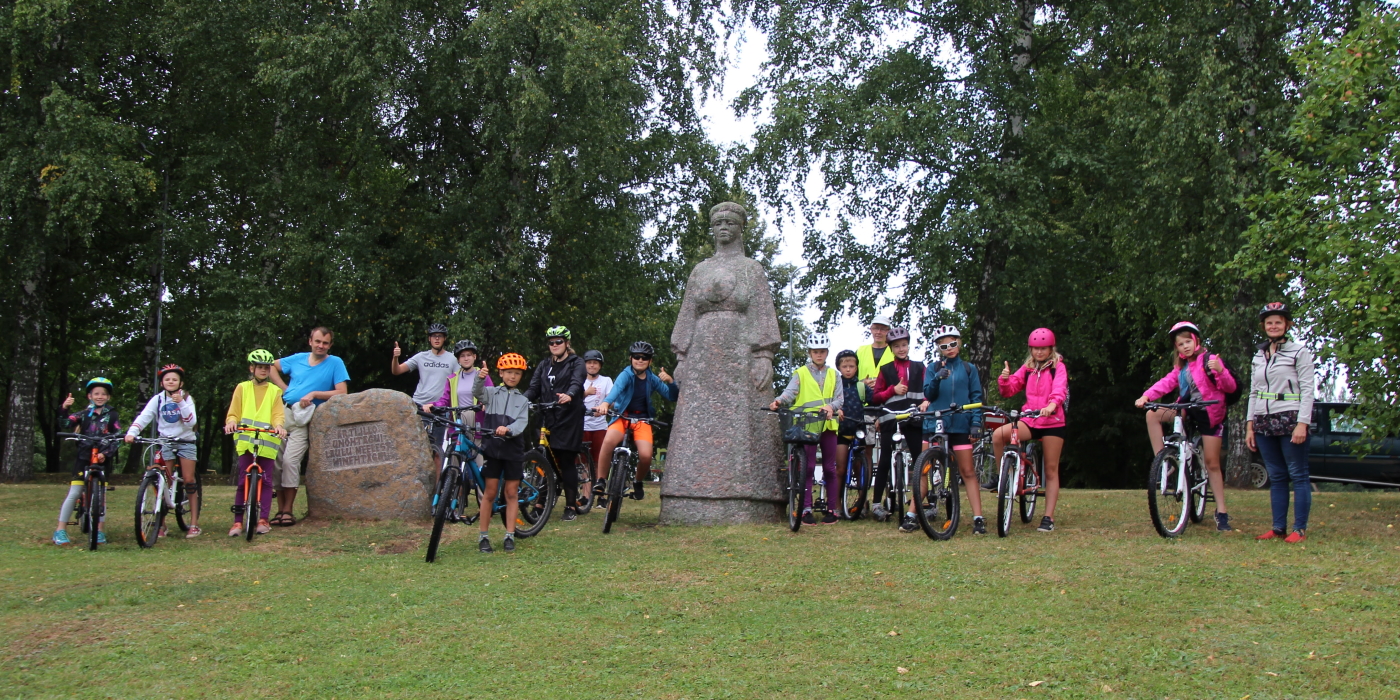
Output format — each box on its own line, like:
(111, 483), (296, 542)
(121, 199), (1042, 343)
(857, 343), (894, 382)
(234, 380), (283, 459)
(794, 365), (839, 433)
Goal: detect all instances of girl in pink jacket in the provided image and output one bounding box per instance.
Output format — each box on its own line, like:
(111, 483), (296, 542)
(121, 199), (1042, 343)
(995, 328), (1069, 532)
(1135, 321), (1239, 531)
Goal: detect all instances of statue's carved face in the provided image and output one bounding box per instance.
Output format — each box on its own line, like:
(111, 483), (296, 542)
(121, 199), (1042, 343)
(712, 212), (743, 245)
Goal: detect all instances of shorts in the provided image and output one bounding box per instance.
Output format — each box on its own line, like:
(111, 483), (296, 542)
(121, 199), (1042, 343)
(607, 417), (654, 444)
(923, 433), (974, 451)
(158, 441), (198, 462)
(837, 434), (856, 446)
(1027, 426), (1067, 441)
(481, 458), (523, 481)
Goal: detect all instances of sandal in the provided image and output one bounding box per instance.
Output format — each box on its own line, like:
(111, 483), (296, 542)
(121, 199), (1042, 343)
(281, 513), (297, 527)
(270, 512), (292, 526)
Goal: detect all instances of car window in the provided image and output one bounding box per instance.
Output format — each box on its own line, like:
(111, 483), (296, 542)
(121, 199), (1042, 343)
(1331, 410), (1364, 435)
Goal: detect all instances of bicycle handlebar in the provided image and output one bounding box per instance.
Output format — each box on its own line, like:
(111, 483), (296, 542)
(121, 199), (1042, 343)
(603, 411), (668, 427)
(129, 435), (197, 445)
(1142, 400), (1219, 411)
(57, 432), (125, 442)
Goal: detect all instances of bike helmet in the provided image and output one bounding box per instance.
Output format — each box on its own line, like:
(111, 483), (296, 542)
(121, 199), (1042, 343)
(1027, 328), (1056, 347)
(545, 325), (571, 340)
(497, 353), (528, 371)
(887, 327), (912, 342)
(1258, 302), (1291, 322)
(835, 349), (858, 365)
(583, 349), (604, 363)
(453, 339), (478, 357)
(930, 325), (959, 341)
(427, 322), (449, 336)
(158, 364), (185, 380)
(628, 341), (655, 357)
(247, 349), (276, 365)
(807, 332), (830, 350)
(85, 377), (114, 393)
(1167, 321), (1201, 339)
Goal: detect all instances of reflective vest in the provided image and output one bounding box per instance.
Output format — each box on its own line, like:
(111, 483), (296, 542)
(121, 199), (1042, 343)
(446, 371), (479, 408)
(856, 344), (894, 382)
(234, 380), (283, 458)
(795, 365), (839, 432)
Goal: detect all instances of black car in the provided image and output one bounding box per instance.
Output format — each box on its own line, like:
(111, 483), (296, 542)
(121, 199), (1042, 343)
(1242, 402), (1400, 489)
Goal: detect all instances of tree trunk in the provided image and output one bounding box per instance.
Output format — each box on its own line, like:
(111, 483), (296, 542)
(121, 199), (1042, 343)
(2, 274), (46, 482)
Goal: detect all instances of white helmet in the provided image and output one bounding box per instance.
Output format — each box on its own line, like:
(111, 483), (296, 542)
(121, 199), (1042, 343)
(807, 333), (831, 350)
(932, 325), (961, 342)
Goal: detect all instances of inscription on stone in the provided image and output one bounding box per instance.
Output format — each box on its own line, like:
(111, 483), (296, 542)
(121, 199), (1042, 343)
(323, 422), (396, 471)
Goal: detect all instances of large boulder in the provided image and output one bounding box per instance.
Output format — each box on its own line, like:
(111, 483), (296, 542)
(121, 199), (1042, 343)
(305, 389), (434, 521)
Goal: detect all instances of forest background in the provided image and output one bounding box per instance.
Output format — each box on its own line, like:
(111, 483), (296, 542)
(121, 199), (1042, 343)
(1, 0), (1394, 485)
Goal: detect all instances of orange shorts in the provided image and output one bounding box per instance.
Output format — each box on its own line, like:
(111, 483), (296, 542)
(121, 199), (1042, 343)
(607, 417), (654, 444)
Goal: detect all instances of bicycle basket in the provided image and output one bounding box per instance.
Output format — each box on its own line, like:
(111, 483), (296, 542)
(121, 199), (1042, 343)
(982, 412), (1008, 431)
(781, 411), (824, 445)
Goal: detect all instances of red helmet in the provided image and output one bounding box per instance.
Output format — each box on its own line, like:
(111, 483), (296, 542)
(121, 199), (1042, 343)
(158, 364), (185, 380)
(1027, 328), (1056, 347)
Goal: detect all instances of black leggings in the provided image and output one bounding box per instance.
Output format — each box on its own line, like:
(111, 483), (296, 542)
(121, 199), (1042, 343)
(549, 448), (581, 510)
(874, 421), (923, 505)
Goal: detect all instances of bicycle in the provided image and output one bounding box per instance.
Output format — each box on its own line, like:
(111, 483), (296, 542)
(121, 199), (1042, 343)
(869, 405), (924, 528)
(130, 435), (199, 548)
(232, 426), (280, 542)
(524, 402), (593, 516)
(420, 407), (556, 562)
(759, 407), (832, 532)
(911, 402), (983, 540)
(57, 432), (123, 550)
(984, 407), (1045, 538)
(974, 410), (1006, 492)
(839, 412), (877, 520)
(1142, 400), (1219, 538)
(600, 412), (667, 534)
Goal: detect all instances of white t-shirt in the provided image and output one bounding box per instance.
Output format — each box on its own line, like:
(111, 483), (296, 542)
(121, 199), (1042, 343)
(583, 375), (613, 431)
(403, 350), (456, 405)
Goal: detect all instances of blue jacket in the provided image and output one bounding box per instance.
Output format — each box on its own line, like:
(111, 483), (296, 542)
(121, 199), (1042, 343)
(603, 368), (679, 419)
(923, 356), (983, 435)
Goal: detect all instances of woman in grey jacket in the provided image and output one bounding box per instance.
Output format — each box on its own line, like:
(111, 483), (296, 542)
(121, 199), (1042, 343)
(1245, 302), (1316, 543)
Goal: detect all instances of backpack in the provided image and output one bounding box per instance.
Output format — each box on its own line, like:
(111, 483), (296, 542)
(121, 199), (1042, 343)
(1046, 363), (1070, 412)
(1203, 354), (1243, 407)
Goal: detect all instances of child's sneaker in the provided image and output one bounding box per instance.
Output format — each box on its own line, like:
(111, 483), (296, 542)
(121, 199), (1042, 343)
(1037, 516), (1055, 532)
(801, 510), (817, 525)
(631, 481), (645, 500)
(821, 511), (839, 525)
(53, 530), (70, 546)
(157, 525), (168, 538)
(185, 526), (202, 539)
(96, 532), (108, 544)
(1215, 513), (1234, 532)
(478, 535), (493, 553)
(898, 514), (918, 533)
(228, 523), (243, 537)
(972, 516), (987, 535)
(562, 507), (578, 522)
(503, 534), (516, 552)
(255, 520), (272, 535)
(1284, 529), (1306, 543)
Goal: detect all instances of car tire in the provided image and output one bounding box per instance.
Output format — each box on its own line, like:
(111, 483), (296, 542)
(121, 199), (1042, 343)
(1248, 461), (1269, 489)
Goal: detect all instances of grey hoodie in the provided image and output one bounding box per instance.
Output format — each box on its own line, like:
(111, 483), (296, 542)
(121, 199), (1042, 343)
(474, 380), (530, 461)
(1247, 339), (1316, 424)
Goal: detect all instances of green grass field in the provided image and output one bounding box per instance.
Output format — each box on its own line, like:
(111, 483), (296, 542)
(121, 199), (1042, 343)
(2, 483), (1397, 699)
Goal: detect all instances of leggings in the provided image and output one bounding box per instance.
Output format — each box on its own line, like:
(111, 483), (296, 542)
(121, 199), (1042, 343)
(802, 431), (840, 512)
(58, 484), (102, 525)
(234, 453), (277, 523)
(550, 448), (581, 510)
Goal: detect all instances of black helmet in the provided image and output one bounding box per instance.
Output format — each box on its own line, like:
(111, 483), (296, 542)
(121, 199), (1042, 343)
(835, 349), (857, 365)
(1258, 302), (1291, 322)
(453, 339), (478, 357)
(583, 349), (604, 363)
(628, 341), (655, 357)
(427, 323), (449, 336)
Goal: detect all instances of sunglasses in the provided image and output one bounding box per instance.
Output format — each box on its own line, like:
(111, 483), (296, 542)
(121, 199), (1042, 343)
(548, 339), (566, 346)
(938, 340), (960, 350)
(631, 354), (652, 361)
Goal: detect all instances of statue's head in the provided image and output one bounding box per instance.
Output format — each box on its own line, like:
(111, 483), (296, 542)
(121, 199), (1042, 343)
(709, 202), (747, 247)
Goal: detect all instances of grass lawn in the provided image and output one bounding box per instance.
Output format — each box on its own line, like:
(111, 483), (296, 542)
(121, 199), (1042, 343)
(2, 483), (1397, 699)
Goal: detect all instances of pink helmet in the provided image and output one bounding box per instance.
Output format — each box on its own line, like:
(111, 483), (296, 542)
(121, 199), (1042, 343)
(1168, 321), (1201, 339)
(1027, 328), (1056, 347)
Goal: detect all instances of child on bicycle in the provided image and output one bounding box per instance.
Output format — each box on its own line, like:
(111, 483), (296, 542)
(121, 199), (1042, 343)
(872, 327), (926, 531)
(995, 328), (1067, 533)
(224, 350), (287, 537)
(771, 334), (843, 525)
(1134, 321), (1238, 532)
(918, 326), (986, 534)
(125, 364), (201, 537)
(593, 341), (678, 502)
(53, 377), (123, 546)
(472, 353), (531, 552)
(582, 349), (613, 507)
(833, 349), (869, 516)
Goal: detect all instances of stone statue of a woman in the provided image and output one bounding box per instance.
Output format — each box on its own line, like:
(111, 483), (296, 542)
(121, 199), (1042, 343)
(660, 202), (784, 524)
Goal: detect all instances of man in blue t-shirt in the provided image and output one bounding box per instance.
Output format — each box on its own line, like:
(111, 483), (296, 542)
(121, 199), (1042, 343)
(270, 326), (350, 524)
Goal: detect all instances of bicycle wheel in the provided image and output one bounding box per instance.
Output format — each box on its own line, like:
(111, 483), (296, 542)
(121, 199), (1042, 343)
(914, 448), (959, 540)
(88, 477), (104, 551)
(1188, 453), (1207, 523)
(1147, 448), (1190, 538)
(454, 465), (480, 524)
(603, 450), (627, 534)
(974, 441), (997, 491)
(1019, 444), (1040, 523)
(173, 479), (195, 532)
(575, 453), (593, 511)
(245, 472), (261, 542)
(135, 471), (162, 548)
(426, 464), (459, 563)
(996, 452), (1020, 538)
(787, 447), (805, 532)
(890, 451), (907, 528)
(841, 449), (869, 520)
(511, 454), (556, 538)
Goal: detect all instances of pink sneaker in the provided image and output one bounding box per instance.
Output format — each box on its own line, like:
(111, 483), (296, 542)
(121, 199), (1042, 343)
(228, 523), (243, 537)
(255, 520), (271, 535)
(185, 526), (202, 539)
